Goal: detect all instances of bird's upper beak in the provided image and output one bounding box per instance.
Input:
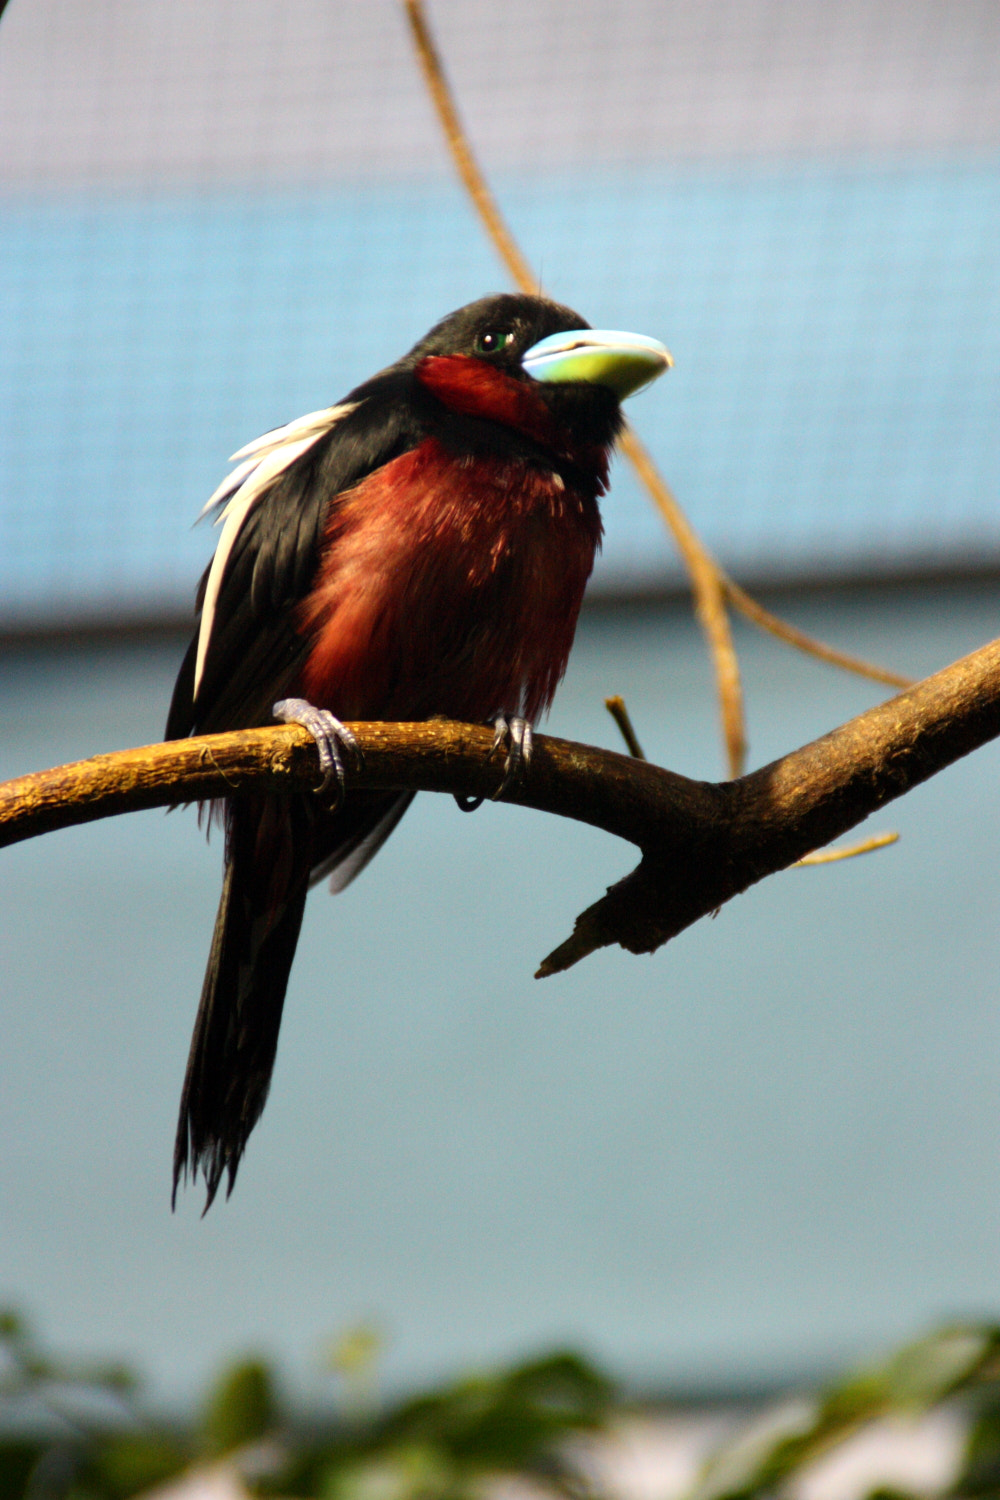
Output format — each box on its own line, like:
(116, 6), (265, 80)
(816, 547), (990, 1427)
(521, 328), (673, 399)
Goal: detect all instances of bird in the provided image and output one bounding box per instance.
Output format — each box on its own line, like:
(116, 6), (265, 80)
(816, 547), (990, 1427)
(166, 292), (671, 1208)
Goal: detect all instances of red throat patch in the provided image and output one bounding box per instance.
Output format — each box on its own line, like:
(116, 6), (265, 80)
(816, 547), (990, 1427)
(415, 354), (565, 452)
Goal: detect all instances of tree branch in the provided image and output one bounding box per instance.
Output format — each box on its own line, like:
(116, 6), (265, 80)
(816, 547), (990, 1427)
(3, 636), (999, 976)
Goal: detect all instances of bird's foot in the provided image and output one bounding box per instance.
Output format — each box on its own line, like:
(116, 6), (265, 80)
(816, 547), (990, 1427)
(490, 715), (533, 800)
(272, 698), (361, 802)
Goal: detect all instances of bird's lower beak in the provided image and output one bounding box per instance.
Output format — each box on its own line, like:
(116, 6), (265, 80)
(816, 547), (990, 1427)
(521, 328), (673, 399)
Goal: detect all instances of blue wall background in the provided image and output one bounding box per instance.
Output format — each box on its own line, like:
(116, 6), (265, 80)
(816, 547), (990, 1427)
(4, 589), (1000, 1403)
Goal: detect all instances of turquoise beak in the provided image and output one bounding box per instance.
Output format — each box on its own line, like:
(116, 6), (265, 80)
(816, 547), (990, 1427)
(521, 328), (672, 399)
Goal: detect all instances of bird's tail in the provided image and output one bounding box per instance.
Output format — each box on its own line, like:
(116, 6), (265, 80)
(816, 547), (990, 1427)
(172, 795), (313, 1210)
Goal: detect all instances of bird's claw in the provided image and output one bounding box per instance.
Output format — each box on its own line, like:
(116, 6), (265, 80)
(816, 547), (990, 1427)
(490, 715), (533, 800)
(452, 716), (532, 812)
(454, 792), (485, 813)
(272, 698), (361, 802)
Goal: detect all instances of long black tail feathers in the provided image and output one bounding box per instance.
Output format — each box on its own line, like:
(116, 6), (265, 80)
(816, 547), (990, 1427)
(171, 789), (416, 1211)
(171, 801), (309, 1212)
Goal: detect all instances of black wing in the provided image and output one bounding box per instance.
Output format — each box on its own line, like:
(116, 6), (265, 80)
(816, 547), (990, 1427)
(166, 372), (428, 741)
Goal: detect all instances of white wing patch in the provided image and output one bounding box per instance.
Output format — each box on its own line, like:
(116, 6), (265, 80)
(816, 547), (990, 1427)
(193, 402), (358, 699)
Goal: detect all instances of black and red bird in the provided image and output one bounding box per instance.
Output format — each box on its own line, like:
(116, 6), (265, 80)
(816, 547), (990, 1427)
(167, 293), (670, 1207)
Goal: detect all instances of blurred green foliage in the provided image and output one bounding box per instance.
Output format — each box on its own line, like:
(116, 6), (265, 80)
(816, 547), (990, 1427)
(202, 1360), (276, 1458)
(7, 1309), (1000, 1499)
(0, 1309), (611, 1500)
(690, 1325), (1000, 1500)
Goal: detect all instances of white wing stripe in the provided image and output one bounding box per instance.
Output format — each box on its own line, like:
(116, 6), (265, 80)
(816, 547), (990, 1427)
(229, 405), (353, 463)
(194, 490), (258, 698)
(200, 454), (267, 516)
(191, 401), (358, 700)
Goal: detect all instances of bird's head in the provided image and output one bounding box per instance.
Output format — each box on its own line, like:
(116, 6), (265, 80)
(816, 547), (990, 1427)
(404, 293), (671, 464)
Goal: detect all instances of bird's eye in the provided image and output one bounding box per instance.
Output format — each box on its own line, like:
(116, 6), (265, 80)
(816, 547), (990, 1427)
(474, 329), (513, 355)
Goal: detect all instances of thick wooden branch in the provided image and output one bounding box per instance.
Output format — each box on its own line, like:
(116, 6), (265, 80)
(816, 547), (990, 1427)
(540, 635), (1000, 974)
(3, 635), (1000, 976)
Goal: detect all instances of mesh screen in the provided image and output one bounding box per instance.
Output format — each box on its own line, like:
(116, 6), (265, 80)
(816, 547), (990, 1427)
(1, 0), (998, 625)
